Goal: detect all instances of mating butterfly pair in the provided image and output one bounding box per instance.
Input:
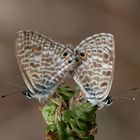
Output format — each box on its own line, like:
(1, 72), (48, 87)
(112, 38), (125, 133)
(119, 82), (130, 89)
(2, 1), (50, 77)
(15, 30), (115, 108)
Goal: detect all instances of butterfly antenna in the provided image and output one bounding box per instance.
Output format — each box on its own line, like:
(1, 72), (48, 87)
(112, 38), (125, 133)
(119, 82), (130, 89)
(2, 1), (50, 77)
(111, 96), (136, 102)
(0, 79), (25, 90)
(66, 44), (74, 51)
(116, 86), (140, 95)
(113, 86), (140, 102)
(0, 80), (27, 99)
(3, 81), (25, 90)
(0, 90), (23, 98)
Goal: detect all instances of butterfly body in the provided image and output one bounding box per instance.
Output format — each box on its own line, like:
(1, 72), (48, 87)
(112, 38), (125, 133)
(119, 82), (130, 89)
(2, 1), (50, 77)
(15, 31), (115, 108)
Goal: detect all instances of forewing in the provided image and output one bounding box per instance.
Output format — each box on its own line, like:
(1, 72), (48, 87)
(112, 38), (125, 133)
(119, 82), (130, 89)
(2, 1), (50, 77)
(15, 30), (74, 100)
(74, 33), (115, 103)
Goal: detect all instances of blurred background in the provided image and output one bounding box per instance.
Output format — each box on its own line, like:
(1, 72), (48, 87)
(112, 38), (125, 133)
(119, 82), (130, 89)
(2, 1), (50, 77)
(0, 0), (140, 140)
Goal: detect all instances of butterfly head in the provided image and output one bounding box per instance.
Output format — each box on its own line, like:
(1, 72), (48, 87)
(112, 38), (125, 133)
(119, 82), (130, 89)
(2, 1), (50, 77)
(61, 49), (75, 67)
(74, 49), (87, 66)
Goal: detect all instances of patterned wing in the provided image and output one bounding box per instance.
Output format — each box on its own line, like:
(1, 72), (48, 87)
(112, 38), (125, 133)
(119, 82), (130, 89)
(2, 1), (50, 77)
(74, 33), (115, 106)
(15, 30), (74, 101)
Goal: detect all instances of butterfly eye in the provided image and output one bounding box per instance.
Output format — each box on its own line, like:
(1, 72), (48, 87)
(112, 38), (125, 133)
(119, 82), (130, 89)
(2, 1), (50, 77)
(68, 60), (72, 63)
(79, 51), (87, 60)
(61, 51), (68, 58)
(67, 56), (73, 64)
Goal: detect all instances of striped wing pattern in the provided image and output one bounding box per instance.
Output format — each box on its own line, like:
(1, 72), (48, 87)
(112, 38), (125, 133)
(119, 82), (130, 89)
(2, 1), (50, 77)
(16, 30), (74, 101)
(15, 31), (115, 107)
(74, 33), (115, 106)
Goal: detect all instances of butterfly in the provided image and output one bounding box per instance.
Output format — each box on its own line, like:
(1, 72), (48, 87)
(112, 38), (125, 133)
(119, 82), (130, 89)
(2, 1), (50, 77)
(15, 30), (115, 108)
(73, 33), (115, 108)
(15, 30), (75, 102)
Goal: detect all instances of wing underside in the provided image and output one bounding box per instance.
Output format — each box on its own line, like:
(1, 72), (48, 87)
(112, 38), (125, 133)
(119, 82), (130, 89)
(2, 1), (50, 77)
(74, 33), (115, 104)
(15, 30), (74, 100)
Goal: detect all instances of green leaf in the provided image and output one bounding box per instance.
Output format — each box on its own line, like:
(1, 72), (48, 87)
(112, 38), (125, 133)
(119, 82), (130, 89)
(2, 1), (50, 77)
(66, 136), (75, 140)
(56, 86), (75, 100)
(76, 119), (92, 131)
(42, 85), (97, 139)
(56, 122), (64, 140)
(42, 103), (57, 124)
(47, 124), (57, 132)
(62, 110), (73, 123)
(69, 119), (86, 137)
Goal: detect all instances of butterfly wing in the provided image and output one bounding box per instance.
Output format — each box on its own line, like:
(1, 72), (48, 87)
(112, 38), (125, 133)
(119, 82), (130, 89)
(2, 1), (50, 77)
(74, 33), (115, 106)
(15, 30), (74, 101)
